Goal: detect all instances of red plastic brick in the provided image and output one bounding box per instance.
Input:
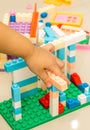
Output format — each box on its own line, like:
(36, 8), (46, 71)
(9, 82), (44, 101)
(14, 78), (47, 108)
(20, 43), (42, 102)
(58, 102), (64, 114)
(39, 93), (49, 109)
(39, 93), (65, 114)
(71, 73), (82, 86)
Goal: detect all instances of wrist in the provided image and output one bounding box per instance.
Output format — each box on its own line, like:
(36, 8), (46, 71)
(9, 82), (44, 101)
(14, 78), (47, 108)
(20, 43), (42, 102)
(22, 41), (35, 62)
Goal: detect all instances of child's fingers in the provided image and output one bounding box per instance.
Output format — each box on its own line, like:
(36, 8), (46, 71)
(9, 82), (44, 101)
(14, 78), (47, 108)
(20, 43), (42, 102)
(48, 64), (62, 76)
(60, 73), (71, 85)
(48, 64), (70, 85)
(55, 57), (65, 69)
(38, 70), (52, 87)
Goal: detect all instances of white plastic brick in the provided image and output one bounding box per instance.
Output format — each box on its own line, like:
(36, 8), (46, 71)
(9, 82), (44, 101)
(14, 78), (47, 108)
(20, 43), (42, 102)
(51, 25), (65, 37)
(12, 101), (21, 109)
(67, 50), (76, 57)
(13, 113), (22, 121)
(84, 86), (90, 94)
(64, 30), (86, 46)
(50, 92), (59, 116)
(12, 66), (36, 83)
(51, 30), (86, 51)
(78, 94), (87, 105)
(38, 22), (44, 29)
(38, 29), (45, 39)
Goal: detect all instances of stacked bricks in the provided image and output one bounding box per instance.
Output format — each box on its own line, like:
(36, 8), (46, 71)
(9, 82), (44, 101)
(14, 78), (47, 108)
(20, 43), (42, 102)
(4, 58), (38, 121)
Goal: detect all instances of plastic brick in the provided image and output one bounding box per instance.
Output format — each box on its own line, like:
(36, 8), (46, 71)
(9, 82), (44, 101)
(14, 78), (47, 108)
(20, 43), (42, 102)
(11, 84), (21, 102)
(78, 83), (89, 93)
(44, 27), (58, 38)
(13, 107), (22, 114)
(48, 85), (61, 93)
(68, 44), (76, 51)
(4, 58), (27, 72)
(66, 98), (81, 109)
(67, 56), (76, 63)
(40, 12), (48, 18)
(58, 103), (64, 114)
(13, 76), (37, 87)
(57, 48), (65, 60)
(39, 96), (49, 109)
(51, 12), (83, 27)
(12, 66), (36, 84)
(59, 92), (66, 102)
(85, 93), (90, 102)
(71, 72), (82, 86)
(78, 94), (87, 104)
(21, 88), (38, 99)
(9, 22), (31, 34)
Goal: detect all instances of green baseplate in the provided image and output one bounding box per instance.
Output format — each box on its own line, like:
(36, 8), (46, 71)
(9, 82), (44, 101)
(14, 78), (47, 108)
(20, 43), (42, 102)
(0, 83), (90, 130)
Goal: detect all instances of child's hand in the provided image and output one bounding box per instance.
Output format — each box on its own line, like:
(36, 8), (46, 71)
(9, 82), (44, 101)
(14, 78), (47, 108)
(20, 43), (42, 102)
(25, 46), (70, 87)
(41, 43), (55, 53)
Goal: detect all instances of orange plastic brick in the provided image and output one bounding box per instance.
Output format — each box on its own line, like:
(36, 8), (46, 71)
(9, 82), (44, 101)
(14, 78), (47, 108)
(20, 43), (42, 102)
(30, 3), (39, 37)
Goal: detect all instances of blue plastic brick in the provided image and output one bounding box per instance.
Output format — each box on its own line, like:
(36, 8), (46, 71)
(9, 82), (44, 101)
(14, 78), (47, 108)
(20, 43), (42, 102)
(13, 107), (22, 114)
(44, 36), (57, 43)
(59, 92), (66, 102)
(66, 98), (81, 109)
(85, 93), (90, 102)
(4, 58), (27, 72)
(45, 22), (52, 27)
(39, 19), (43, 23)
(67, 56), (76, 63)
(21, 88), (38, 99)
(57, 48), (65, 60)
(40, 12), (48, 18)
(78, 83), (89, 93)
(68, 44), (76, 51)
(13, 76), (37, 87)
(48, 85), (61, 93)
(44, 27), (58, 38)
(11, 84), (21, 102)
(10, 15), (16, 22)
(67, 73), (71, 80)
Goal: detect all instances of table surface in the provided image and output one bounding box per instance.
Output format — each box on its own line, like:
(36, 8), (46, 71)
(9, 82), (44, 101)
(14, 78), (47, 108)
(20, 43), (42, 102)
(0, 0), (90, 130)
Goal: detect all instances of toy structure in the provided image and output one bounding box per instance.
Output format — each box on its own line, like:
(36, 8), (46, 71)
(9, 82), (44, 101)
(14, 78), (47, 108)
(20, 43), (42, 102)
(0, 4), (90, 130)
